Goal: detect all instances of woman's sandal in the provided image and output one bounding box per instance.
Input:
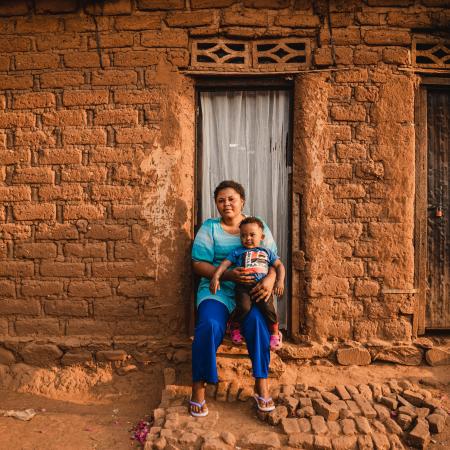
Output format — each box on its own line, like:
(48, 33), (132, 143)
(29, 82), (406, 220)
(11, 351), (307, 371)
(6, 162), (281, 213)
(230, 328), (243, 345)
(253, 394), (275, 412)
(189, 399), (209, 417)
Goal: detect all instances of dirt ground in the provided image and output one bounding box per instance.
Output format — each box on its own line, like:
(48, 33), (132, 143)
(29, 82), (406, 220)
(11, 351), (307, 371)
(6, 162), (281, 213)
(0, 362), (448, 450)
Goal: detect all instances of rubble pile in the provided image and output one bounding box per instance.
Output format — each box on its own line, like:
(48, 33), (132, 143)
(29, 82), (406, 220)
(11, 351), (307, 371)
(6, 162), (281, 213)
(145, 374), (448, 450)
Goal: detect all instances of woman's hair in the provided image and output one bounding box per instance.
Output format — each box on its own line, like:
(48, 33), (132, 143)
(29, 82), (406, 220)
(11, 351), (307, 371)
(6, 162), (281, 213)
(213, 180), (246, 201)
(239, 216), (264, 231)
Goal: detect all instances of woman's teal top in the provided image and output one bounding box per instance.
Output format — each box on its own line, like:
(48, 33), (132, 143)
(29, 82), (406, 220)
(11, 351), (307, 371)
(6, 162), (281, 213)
(192, 217), (277, 313)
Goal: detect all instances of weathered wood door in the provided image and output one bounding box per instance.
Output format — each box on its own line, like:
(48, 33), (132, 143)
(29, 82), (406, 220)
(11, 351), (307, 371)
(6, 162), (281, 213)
(425, 89), (450, 329)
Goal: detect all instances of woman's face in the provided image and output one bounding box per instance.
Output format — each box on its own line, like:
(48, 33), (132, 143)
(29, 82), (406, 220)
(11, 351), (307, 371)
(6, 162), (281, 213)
(215, 188), (244, 220)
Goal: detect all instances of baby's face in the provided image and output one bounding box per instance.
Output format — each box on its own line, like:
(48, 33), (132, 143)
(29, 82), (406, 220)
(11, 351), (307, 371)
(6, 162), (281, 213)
(240, 223), (264, 248)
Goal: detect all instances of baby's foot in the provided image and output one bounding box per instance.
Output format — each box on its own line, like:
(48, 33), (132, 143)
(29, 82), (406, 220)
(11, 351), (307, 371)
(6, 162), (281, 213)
(270, 332), (283, 350)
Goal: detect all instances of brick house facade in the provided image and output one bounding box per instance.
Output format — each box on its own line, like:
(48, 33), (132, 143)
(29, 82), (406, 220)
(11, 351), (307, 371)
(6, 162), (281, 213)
(0, 0), (449, 367)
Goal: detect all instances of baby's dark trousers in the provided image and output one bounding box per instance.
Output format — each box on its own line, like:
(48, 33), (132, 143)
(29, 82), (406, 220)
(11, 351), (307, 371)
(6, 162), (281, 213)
(232, 283), (278, 326)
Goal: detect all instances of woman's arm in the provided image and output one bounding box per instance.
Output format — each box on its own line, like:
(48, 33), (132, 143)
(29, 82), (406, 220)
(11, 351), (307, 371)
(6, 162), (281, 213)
(192, 261), (255, 284)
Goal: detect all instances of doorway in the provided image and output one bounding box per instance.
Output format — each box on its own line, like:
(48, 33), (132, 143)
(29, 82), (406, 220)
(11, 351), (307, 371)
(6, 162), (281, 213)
(196, 79), (293, 329)
(416, 81), (450, 332)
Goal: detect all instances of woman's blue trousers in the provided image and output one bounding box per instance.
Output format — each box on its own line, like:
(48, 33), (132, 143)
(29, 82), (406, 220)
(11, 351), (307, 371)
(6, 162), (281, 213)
(192, 299), (270, 383)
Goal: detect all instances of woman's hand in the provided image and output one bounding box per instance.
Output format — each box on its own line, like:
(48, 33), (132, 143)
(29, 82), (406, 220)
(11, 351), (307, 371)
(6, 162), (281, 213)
(224, 267), (255, 284)
(251, 271), (276, 303)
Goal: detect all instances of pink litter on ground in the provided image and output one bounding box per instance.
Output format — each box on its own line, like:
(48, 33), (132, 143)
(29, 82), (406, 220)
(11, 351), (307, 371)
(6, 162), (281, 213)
(130, 417), (152, 445)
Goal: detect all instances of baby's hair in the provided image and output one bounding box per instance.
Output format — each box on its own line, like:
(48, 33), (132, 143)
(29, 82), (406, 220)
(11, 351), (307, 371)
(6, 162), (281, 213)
(239, 216), (264, 231)
(214, 180), (246, 201)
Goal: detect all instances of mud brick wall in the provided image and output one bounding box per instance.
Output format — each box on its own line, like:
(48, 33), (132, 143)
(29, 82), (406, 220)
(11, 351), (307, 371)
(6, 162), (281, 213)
(0, 0), (448, 366)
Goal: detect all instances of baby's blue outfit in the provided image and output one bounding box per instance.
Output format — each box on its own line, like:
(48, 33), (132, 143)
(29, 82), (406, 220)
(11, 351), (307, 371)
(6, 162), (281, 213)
(225, 246), (279, 283)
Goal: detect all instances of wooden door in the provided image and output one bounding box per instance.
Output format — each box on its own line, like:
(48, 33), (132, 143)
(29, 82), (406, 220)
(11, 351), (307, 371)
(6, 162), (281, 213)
(425, 89), (450, 329)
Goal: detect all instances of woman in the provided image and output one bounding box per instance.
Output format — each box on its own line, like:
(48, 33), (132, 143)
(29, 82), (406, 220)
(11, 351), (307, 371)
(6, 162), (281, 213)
(190, 180), (277, 417)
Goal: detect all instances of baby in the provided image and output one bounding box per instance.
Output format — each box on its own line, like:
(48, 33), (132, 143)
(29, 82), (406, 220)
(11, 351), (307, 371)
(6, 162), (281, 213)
(210, 216), (285, 350)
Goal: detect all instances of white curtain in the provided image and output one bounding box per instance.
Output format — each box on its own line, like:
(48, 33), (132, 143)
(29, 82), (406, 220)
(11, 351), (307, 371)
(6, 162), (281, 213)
(200, 90), (290, 328)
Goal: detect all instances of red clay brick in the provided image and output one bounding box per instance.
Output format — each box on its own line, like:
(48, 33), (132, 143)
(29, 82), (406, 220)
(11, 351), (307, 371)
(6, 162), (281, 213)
(137, 0), (185, 10)
(0, 55), (9, 71)
(0, 280), (16, 297)
(14, 92), (56, 109)
(116, 127), (156, 144)
(355, 86), (379, 102)
(0, 112), (35, 128)
(44, 300), (89, 317)
(94, 109), (138, 125)
(0, 242), (7, 259)
(112, 205), (144, 219)
(14, 203), (56, 221)
(335, 69), (369, 83)
(13, 167), (54, 184)
(93, 299), (138, 318)
(15, 242), (57, 259)
(115, 243), (148, 259)
(167, 11), (217, 27)
(63, 90), (109, 106)
(89, 147), (134, 163)
(91, 70), (137, 86)
(66, 319), (116, 336)
(65, 243), (107, 258)
(40, 71), (85, 88)
(64, 128), (107, 145)
(65, 15), (111, 32)
(0, 75), (33, 90)
(39, 148), (83, 165)
(15, 318), (60, 336)
(355, 202), (383, 218)
(86, 224), (129, 240)
(91, 185), (139, 201)
(356, 12), (384, 25)
(64, 52), (110, 68)
(88, 32), (134, 49)
(0, 3), (29, 15)
(15, 53), (60, 70)
(0, 300), (40, 315)
(276, 14), (320, 27)
(0, 149), (30, 165)
(0, 261), (34, 277)
(68, 281), (112, 297)
(35, 0), (78, 14)
(15, 130), (56, 147)
(39, 185), (84, 201)
(61, 166), (107, 183)
(114, 89), (159, 104)
(64, 204), (105, 220)
(355, 279), (380, 297)
(363, 29), (411, 46)
(354, 47), (380, 65)
(382, 47), (411, 65)
(141, 29), (188, 48)
(0, 224), (32, 240)
(115, 15), (162, 30)
(229, 10), (274, 27)
(21, 280), (63, 296)
(117, 281), (156, 297)
(42, 110), (87, 127)
(244, 0), (289, 6)
(92, 262), (155, 278)
(40, 262), (85, 277)
(85, 0), (132, 15)
(331, 105), (366, 122)
(114, 50), (159, 67)
(0, 37), (31, 52)
(35, 223), (79, 240)
(36, 33), (81, 51)
(16, 16), (60, 33)
(0, 186), (31, 202)
(337, 144), (367, 159)
(324, 163), (353, 179)
(334, 184), (366, 199)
